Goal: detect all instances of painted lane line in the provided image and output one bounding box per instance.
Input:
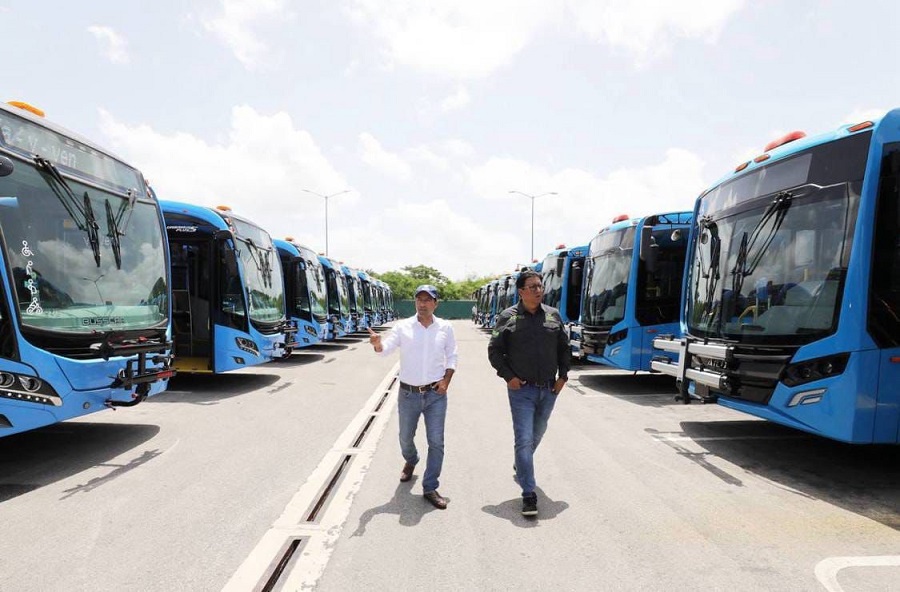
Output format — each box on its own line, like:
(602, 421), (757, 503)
(221, 362), (400, 592)
(815, 555), (900, 592)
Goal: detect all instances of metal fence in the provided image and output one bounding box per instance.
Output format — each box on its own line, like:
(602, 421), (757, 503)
(394, 300), (476, 320)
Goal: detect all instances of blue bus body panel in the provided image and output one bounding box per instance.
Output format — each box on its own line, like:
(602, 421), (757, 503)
(703, 350), (879, 443)
(586, 320), (681, 370)
(212, 324), (280, 373)
(160, 200), (230, 231)
(0, 348), (170, 436)
(876, 349), (900, 443)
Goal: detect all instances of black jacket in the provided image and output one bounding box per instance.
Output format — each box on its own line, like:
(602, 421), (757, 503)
(487, 301), (570, 384)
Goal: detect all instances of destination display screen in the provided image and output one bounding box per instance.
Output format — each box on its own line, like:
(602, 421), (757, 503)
(0, 108), (145, 197)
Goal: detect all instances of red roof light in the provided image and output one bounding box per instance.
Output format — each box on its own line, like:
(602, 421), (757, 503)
(763, 131), (806, 152)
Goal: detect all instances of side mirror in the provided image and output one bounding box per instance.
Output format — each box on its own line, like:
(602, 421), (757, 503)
(639, 226), (659, 273)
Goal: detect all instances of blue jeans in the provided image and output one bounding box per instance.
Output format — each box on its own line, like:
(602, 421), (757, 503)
(508, 384), (558, 496)
(398, 387), (447, 492)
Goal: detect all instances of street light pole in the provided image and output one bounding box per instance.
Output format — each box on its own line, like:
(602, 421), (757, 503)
(508, 190), (558, 262)
(302, 189), (351, 256)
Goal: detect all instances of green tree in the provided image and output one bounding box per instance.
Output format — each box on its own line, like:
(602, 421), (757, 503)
(373, 265), (499, 301)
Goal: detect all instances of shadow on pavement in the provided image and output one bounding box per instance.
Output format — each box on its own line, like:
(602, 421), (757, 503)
(351, 476), (447, 535)
(576, 371), (679, 407)
(652, 420), (900, 529)
(0, 422), (160, 504)
(275, 352), (326, 366)
(150, 373), (281, 404)
(303, 343), (349, 352)
(481, 486), (569, 527)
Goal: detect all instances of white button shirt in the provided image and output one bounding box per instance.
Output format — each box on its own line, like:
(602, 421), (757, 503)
(378, 315), (458, 386)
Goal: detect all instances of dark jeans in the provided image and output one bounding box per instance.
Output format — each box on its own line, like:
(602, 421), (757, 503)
(508, 384), (558, 496)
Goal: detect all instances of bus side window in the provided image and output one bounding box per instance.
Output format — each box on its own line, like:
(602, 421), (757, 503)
(868, 144), (900, 347)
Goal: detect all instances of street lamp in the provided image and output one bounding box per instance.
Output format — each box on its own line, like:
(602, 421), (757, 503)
(302, 189), (351, 256)
(509, 190), (558, 262)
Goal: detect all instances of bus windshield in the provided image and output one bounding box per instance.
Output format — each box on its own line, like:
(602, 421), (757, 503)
(581, 227), (634, 327)
(298, 246), (327, 322)
(231, 219), (284, 327)
(687, 133), (868, 344)
(0, 154), (167, 338)
(541, 254), (564, 309)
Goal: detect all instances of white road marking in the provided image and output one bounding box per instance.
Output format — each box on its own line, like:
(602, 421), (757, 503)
(815, 555), (900, 592)
(221, 362), (399, 592)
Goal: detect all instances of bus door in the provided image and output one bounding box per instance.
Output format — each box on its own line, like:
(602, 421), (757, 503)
(170, 238), (214, 372)
(213, 237), (251, 373)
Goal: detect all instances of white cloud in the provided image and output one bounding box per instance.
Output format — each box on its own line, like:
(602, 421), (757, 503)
(350, 199), (524, 278)
(839, 107), (888, 126)
(440, 86), (471, 112)
(568, 0), (745, 61)
(358, 133), (413, 181)
(202, 0), (290, 69)
(97, 105), (349, 245)
(346, 0), (745, 78)
(346, 0), (560, 79)
(87, 25), (130, 64)
(469, 148), (707, 253)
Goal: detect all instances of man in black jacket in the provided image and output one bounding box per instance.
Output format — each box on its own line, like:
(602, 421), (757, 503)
(488, 270), (569, 517)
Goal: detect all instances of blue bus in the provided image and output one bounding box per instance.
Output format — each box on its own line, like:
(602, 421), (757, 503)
(0, 101), (174, 437)
(540, 244), (589, 357)
(581, 211), (692, 371)
(274, 238), (328, 347)
(318, 255), (350, 339)
(357, 270), (377, 329)
(341, 264), (367, 332)
(162, 201), (293, 373)
(653, 111), (900, 444)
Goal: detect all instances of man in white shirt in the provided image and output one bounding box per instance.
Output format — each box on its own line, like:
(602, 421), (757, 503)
(368, 284), (458, 509)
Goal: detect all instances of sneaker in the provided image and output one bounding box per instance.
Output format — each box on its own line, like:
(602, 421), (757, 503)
(521, 493), (538, 517)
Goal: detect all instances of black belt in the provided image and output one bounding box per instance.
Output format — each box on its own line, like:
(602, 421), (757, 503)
(522, 380), (553, 388)
(399, 381), (440, 393)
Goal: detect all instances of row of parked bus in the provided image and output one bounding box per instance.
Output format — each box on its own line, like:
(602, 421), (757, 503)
(164, 201), (394, 374)
(0, 100), (394, 438)
(475, 107), (900, 445)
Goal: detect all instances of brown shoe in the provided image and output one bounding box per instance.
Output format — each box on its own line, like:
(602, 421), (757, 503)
(423, 490), (448, 510)
(400, 462), (415, 482)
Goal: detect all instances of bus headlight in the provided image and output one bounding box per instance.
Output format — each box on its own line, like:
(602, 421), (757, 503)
(18, 376), (42, 392)
(782, 353), (849, 387)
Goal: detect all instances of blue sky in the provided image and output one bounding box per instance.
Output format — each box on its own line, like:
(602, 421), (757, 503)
(4, 0), (898, 279)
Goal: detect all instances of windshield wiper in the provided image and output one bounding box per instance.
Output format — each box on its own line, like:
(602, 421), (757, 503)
(244, 238), (273, 288)
(34, 156), (102, 267)
(696, 216), (721, 324)
(730, 190), (793, 298)
(105, 199), (122, 269)
(105, 190), (140, 270)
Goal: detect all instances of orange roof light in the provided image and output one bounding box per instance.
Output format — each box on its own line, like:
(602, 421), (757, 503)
(7, 101), (45, 118)
(847, 121), (874, 133)
(734, 161), (750, 173)
(753, 154), (771, 163)
(285, 236), (294, 241)
(612, 214), (629, 223)
(216, 205), (232, 212)
(763, 130), (806, 152)
(556, 243), (566, 249)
